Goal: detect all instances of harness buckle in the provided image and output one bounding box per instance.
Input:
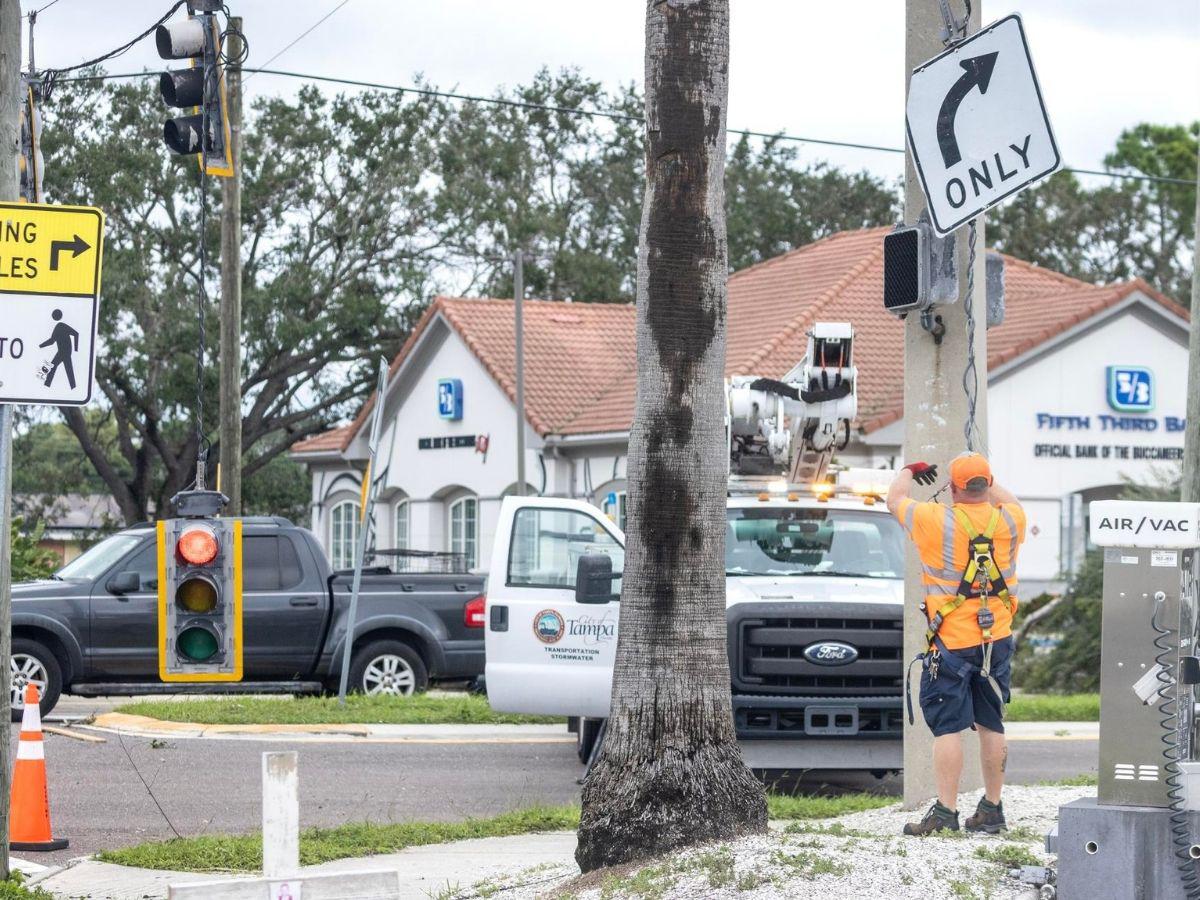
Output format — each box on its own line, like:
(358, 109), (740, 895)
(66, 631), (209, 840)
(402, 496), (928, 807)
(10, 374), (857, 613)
(977, 606), (995, 630)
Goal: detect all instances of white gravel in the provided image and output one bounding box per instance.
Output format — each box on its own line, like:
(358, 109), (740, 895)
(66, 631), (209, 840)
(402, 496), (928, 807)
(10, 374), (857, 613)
(451, 784), (1085, 900)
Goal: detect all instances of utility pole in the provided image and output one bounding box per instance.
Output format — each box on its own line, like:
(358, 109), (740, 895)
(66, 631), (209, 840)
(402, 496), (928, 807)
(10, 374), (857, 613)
(218, 17), (244, 514)
(901, 0), (987, 809)
(0, 0), (19, 878)
(513, 250), (526, 496)
(1182, 144), (1200, 504)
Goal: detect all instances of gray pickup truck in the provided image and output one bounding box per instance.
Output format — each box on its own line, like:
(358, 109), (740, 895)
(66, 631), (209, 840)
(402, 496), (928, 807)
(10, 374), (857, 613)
(9, 517), (486, 718)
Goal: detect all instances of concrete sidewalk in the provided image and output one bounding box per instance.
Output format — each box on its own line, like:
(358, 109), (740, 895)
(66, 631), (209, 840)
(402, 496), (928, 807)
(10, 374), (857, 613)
(26, 832), (580, 900)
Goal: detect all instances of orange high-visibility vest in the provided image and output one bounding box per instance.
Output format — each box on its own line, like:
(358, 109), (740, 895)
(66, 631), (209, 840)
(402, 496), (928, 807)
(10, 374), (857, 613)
(894, 498), (1026, 651)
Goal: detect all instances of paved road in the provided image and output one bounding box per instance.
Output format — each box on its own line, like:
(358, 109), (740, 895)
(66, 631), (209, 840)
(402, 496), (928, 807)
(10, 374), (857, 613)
(20, 726), (1097, 868)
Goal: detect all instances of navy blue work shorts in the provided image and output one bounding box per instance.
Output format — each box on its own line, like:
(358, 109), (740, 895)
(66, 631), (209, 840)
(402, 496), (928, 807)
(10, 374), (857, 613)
(919, 636), (1013, 737)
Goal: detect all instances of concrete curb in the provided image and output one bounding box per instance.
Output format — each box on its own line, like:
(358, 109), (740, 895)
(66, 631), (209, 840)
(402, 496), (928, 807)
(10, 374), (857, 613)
(87, 712), (574, 744)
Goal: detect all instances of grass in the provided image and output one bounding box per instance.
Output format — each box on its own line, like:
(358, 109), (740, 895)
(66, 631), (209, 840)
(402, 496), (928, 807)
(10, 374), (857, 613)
(113, 693), (562, 726)
(767, 792), (892, 820)
(1039, 773), (1098, 787)
(103, 790), (885, 873)
(1006, 692), (1099, 722)
(0, 874), (54, 900)
(99, 805), (579, 872)
(975, 843), (1042, 868)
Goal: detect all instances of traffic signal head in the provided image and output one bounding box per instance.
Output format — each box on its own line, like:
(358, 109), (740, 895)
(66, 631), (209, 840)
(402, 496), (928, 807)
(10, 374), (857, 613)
(882, 215), (958, 317)
(157, 516), (243, 681)
(156, 12), (233, 176)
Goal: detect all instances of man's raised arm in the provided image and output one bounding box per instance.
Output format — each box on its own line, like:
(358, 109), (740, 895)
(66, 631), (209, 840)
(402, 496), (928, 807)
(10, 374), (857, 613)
(887, 462), (939, 516)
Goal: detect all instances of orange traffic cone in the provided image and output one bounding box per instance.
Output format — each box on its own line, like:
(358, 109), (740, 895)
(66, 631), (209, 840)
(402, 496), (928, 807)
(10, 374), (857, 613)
(10, 685), (67, 851)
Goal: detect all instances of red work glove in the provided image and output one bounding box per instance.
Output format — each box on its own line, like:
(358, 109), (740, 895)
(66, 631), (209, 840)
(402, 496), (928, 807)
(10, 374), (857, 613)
(903, 462), (939, 486)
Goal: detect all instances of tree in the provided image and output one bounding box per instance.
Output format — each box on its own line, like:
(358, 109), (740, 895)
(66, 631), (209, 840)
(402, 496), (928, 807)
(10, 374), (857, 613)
(725, 134), (897, 271)
(576, 0), (765, 872)
(9, 520), (58, 584)
(40, 76), (450, 522)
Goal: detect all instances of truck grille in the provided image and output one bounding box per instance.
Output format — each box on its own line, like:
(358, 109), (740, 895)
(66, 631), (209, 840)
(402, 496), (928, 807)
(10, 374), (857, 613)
(731, 607), (903, 697)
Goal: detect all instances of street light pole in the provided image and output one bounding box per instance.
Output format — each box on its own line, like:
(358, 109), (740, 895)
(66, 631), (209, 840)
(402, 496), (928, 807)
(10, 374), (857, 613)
(514, 250), (526, 496)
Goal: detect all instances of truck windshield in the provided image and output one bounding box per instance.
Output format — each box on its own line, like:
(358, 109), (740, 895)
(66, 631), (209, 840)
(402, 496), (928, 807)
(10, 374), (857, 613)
(726, 507), (905, 578)
(55, 533), (144, 581)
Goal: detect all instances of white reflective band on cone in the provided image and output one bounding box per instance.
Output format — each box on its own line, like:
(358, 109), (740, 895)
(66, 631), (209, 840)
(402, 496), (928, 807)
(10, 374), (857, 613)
(16, 741), (44, 761)
(21, 703), (40, 733)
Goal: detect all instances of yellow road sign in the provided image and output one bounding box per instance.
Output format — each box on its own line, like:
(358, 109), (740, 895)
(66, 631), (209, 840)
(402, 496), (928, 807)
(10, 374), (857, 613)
(0, 202), (104, 297)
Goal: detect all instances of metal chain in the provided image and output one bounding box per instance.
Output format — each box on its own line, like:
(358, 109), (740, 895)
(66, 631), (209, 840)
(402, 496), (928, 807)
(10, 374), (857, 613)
(962, 219), (985, 453)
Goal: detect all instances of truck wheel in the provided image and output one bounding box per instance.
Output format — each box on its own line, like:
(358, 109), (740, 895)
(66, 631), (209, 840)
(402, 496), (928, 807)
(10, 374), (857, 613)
(576, 717), (603, 763)
(11, 639), (61, 722)
(349, 640), (428, 697)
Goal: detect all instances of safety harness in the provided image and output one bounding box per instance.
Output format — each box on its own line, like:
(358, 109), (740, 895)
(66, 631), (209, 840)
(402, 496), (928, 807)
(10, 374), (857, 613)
(905, 507), (1015, 725)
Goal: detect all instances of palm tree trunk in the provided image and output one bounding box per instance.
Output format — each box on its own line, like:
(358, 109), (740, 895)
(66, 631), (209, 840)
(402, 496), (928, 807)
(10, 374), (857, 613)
(576, 0), (766, 872)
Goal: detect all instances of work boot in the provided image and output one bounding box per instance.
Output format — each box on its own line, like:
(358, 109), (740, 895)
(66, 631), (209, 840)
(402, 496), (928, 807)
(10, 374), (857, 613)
(965, 797), (1007, 833)
(902, 801), (960, 836)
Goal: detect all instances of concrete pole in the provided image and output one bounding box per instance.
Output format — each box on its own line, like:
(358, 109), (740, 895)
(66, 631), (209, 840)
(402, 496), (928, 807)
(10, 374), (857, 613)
(902, 0), (987, 809)
(1181, 145), (1200, 504)
(513, 251), (526, 496)
(0, 0), (18, 876)
(261, 752), (299, 878)
(218, 17), (243, 514)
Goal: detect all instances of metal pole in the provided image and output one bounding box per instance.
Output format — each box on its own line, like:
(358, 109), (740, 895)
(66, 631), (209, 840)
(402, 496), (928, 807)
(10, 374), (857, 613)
(0, 0), (20, 877)
(219, 17), (243, 515)
(514, 250), (526, 496)
(901, 0), (985, 809)
(1181, 144), (1200, 504)
(262, 751), (299, 879)
(337, 359), (388, 704)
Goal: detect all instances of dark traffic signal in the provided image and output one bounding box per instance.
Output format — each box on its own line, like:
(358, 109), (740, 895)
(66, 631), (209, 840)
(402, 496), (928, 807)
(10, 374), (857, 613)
(155, 8), (234, 177)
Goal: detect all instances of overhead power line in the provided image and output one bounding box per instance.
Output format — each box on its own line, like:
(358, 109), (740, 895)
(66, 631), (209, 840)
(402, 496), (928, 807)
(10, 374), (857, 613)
(54, 67), (1198, 189)
(244, 0), (352, 82)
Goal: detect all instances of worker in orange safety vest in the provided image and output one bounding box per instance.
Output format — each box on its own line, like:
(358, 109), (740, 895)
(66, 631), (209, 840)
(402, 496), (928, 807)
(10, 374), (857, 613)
(887, 452), (1026, 837)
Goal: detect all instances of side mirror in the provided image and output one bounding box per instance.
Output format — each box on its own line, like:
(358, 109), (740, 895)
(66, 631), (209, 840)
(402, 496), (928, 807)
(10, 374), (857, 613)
(107, 571), (141, 595)
(575, 554), (620, 605)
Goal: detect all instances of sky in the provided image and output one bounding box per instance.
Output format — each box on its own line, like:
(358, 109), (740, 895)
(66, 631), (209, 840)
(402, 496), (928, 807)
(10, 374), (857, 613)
(22, 0), (1200, 189)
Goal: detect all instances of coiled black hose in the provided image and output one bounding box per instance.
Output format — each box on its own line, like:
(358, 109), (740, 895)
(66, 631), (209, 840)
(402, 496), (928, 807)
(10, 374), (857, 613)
(1151, 597), (1200, 899)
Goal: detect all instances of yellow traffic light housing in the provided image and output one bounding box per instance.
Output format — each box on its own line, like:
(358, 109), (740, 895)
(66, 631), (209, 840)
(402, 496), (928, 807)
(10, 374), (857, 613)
(157, 515), (243, 682)
(156, 11), (234, 177)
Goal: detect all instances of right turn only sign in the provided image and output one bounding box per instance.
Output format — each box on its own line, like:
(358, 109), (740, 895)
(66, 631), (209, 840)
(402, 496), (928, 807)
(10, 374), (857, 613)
(906, 14), (1060, 236)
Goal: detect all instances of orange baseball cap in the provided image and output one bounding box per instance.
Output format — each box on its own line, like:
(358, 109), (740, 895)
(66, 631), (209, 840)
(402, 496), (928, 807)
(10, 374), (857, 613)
(950, 453), (993, 490)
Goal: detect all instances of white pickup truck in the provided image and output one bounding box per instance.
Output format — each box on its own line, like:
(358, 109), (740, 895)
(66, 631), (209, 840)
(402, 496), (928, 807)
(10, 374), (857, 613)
(484, 324), (907, 772)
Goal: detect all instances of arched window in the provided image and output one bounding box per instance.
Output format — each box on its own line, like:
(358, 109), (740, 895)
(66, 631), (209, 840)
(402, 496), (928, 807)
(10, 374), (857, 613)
(395, 499), (410, 551)
(448, 496), (478, 569)
(329, 500), (361, 571)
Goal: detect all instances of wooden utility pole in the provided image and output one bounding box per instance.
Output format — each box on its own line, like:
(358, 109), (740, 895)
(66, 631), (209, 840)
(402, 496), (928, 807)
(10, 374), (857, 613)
(1182, 145), (1200, 504)
(219, 17), (243, 513)
(576, 0), (765, 873)
(0, 0), (19, 877)
(902, 0), (986, 809)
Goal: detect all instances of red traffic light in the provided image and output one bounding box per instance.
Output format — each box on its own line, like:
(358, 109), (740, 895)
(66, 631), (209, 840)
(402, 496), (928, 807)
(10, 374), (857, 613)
(177, 523), (219, 566)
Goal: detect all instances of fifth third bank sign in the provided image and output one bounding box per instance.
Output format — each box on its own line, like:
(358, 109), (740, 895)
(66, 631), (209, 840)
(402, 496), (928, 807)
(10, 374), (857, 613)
(906, 15), (1061, 236)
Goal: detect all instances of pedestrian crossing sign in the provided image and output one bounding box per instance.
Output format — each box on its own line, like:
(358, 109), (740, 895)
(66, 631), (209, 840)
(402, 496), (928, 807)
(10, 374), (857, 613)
(0, 203), (104, 406)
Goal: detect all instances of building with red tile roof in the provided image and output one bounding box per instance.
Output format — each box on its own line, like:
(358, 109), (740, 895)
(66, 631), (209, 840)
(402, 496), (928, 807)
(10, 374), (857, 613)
(292, 227), (1191, 589)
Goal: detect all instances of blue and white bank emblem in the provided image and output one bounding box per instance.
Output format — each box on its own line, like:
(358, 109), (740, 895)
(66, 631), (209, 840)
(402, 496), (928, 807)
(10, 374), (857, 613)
(1107, 366), (1153, 413)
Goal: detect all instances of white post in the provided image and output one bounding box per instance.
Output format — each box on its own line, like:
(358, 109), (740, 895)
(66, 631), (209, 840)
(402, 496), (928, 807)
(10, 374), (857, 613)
(262, 751), (299, 879)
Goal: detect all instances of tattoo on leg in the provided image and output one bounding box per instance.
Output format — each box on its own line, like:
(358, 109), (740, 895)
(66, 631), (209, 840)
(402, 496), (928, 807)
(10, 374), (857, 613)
(1001, 746), (1008, 773)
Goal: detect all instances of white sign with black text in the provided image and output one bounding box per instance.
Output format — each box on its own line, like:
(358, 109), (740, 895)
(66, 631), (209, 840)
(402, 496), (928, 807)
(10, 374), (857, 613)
(1088, 501), (1200, 550)
(906, 14), (1060, 236)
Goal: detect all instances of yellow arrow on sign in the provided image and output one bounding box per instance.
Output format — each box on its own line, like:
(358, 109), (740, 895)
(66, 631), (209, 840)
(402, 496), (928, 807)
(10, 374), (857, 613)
(0, 203), (105, 297)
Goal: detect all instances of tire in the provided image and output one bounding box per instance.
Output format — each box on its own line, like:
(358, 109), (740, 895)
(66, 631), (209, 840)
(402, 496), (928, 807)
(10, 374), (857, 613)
(11, 639), (62, 722)
(576, 716), (603, 763)
(347, 640), (429, 697)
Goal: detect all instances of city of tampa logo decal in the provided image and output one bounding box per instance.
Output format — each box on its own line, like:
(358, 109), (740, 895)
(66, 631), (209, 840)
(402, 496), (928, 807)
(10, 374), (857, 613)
(534, 609), (565, 644)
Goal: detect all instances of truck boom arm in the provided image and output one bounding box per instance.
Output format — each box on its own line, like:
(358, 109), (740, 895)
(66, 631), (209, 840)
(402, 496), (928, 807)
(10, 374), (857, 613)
(726, 323), (857, 484)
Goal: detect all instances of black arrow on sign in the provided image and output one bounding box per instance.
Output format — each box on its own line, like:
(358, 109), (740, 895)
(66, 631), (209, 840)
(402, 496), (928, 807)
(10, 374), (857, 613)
(936, 52), (999, 168)
(49, 234), (91, 271)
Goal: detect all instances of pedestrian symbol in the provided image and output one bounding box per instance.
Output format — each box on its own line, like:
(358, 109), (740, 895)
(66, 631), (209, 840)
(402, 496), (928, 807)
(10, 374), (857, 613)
(38, 309), (79, 390)
(0, 202), (103, 406)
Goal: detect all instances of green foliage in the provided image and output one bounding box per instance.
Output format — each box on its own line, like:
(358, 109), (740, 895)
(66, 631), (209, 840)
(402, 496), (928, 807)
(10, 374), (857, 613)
(114, 693), (561, 726)
(0, 872), (54, 900)
(242, 454), (309, 524)
(10, 518), (58, 583)
(1013, 552), (1103, 693)
(100, 805), (580, 872)
(992, 121), (1198, 305)
(765, 792), (892, 820)
(1006, 693), (1099, 722)
(726, 134), (898, 271)
(974, 843), (1042, 868)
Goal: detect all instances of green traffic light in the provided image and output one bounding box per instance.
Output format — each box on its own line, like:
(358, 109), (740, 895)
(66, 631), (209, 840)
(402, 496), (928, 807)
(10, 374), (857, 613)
(177, 626), (218, 662)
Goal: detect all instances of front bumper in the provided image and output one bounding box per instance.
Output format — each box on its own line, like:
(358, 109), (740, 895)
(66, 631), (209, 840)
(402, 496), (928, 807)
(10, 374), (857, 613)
(738, 736), (902, 770)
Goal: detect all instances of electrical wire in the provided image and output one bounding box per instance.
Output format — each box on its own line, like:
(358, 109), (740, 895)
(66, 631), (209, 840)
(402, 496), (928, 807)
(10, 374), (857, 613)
(962, 219), (984, 453)
(1151, 597), (1200, 899)
(242, 0), (351, 82)
(38, 0), (187, 97)
(23, 0), (63, 18)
